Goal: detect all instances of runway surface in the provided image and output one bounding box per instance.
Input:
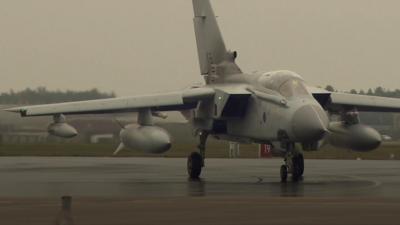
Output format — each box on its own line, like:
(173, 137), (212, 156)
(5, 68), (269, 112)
(0, 157), (399, 198)
(0, 157), (399, 224)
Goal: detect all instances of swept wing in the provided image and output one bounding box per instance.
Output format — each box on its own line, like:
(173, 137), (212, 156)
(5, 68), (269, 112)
(5, 88), (215, 117)
(310, 87), (400, 112)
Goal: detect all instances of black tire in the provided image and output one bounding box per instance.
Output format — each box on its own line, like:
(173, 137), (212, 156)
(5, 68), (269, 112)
(292, 154), (304, 181)
(280, 165), (288, 182)
(187, 152), (203, 179)
(298, 154), (304, 176)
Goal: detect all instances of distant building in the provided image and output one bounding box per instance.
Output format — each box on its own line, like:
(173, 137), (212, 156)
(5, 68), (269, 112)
(1, 131), (48, 144)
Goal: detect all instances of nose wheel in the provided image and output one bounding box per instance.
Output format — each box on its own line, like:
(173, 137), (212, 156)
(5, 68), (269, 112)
(187, 152), (203, 179)
(293, 153), (304, 178)
(280, 165), (288, 182)
(281, 145), (304, 182)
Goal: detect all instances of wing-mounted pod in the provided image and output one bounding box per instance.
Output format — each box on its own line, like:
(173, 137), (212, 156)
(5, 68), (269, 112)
(47, 114), (78, 138)
(302, 108), (382, 152)
(324, 109), (382, 152)
(326, 122), (382, 152)
(114, 109), (172, 155)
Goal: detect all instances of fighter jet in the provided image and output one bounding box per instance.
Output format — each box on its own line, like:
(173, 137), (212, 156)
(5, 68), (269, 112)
(6, 0), (400, 181)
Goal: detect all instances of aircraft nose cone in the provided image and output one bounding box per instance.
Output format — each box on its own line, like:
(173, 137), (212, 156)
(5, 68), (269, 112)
(292, 105), (328, 141)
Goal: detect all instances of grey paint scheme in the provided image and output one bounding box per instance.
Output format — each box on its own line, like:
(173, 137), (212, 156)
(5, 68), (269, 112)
(48, 123), (78, 138)
(120, 125), (171, 154)
(310, 87), (400, 112)
(5, 0), (400, 152)
(6, 87), (215, 116)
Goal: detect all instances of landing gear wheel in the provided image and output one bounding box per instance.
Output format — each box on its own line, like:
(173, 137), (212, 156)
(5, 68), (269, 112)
(187, 152), (203, 179)
(298, 154), (304, 176)
(280, 165), (288, 182)
(292, 154), (304, 181)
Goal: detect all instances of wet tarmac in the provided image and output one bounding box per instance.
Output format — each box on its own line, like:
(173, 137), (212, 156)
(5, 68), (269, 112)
(0, 157), (398, 198)
(0, 157), (399, 225)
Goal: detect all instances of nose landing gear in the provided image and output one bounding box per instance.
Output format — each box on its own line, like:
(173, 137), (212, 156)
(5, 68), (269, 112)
(280, 143), (304, 182)
(187, 152), (203, 179)
(280, 165), (288, 182)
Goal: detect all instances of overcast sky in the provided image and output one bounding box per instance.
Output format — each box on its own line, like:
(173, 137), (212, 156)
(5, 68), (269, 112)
(1, 0), (400, 96)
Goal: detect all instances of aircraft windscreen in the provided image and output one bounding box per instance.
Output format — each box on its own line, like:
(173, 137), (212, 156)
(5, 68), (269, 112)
(279, 79), (310, 98)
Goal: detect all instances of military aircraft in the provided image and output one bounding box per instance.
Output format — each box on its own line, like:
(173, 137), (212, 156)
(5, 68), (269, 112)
(6, 0), (400, 181)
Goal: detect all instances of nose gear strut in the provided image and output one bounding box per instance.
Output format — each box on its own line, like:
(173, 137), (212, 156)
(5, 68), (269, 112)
(280, 143), (304, 182)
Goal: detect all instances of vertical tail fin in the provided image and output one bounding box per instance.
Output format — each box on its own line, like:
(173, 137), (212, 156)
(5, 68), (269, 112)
(193, 0), (241, 79)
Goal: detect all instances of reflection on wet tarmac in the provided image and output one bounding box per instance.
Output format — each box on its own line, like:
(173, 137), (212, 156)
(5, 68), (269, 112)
(181, 177), (376, 197)
(279, 182), (304, 197)
(54, 196), (74, 225)
(187, 179), (206, 197)
(0, 157), (398, 198)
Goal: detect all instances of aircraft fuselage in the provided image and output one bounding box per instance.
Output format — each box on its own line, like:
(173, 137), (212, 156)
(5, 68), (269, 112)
(192, 70), (329, 145)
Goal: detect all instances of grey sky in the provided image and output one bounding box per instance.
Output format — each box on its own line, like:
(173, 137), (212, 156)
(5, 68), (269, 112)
(1, 0), (400, 96)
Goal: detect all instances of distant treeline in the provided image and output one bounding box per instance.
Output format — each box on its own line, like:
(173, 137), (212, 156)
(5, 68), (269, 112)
(2, 85), (399, 104)
(0, 87), (115, 105)
(325, 85), (400, 98)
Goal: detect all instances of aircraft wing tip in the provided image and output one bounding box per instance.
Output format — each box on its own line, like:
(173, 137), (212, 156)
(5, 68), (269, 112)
(4, 108), (19, 113)
(4, 107), (27, 116)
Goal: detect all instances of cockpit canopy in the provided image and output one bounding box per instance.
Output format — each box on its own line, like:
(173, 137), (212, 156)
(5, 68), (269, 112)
(278, 79), (309, 98)
(258, 70), (310, 98)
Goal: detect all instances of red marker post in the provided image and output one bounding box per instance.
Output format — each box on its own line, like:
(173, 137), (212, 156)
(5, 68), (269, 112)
(259, 144), (273, 158)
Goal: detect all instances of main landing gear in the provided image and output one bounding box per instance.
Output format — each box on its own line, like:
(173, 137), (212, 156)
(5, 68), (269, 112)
(280, 143), (304, 182)
(187, 132), (209, 179)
